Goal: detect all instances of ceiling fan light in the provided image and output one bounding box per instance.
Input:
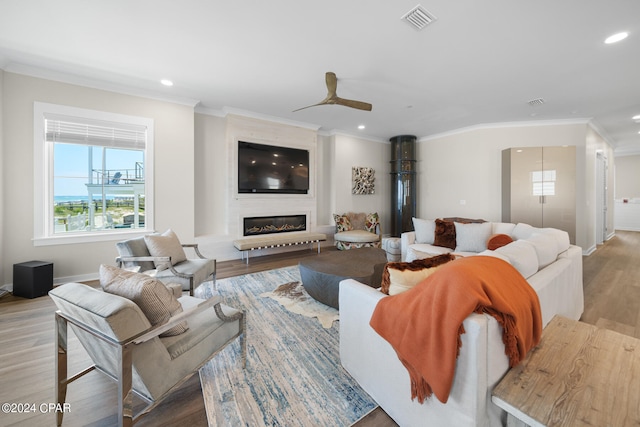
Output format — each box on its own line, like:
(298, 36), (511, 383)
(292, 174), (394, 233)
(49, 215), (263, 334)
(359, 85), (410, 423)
(605, 32), (628, 44)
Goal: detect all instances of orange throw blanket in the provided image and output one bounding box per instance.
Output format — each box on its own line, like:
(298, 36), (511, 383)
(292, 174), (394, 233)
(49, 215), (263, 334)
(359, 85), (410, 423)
(369, 256), (542, 404)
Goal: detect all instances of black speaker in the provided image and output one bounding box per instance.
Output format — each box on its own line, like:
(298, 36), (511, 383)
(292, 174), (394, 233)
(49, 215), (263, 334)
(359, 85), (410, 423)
(13, 261), (54, 299)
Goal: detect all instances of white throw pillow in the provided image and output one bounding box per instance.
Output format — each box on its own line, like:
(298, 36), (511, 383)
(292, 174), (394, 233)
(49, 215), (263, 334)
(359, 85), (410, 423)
(477, 250), (512, 264)
(495, 240), (539, 278)
(454, 222), (492, 253)
(144, 229), (187, 271)
(412, 218), (436, 244)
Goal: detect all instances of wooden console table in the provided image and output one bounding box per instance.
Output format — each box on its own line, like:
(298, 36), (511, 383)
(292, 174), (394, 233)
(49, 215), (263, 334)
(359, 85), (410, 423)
(492, 316), (640, 426)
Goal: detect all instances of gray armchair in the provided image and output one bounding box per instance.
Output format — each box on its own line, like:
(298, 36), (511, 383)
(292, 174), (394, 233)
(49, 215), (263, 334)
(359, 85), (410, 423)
(115, 230), (216, 296)
(49, 281), (245, 426)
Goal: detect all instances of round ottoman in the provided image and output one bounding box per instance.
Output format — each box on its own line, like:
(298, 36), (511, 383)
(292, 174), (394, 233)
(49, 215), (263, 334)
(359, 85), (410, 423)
(298, 248), (388, 309)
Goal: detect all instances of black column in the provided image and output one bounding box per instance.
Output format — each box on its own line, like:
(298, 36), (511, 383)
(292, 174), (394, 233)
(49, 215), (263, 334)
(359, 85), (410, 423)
(390, 135), (417, 237)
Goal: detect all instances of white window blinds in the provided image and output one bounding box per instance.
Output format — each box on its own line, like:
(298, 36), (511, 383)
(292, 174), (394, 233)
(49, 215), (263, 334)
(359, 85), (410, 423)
(44, 114), (147, 150)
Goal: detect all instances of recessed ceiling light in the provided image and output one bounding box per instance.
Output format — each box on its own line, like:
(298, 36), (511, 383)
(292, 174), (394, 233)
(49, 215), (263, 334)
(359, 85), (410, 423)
(605, 32), (628, 44)
(160, 79), (173, 87)
(632, 114), (640, 121)
(358, 125), (366, 130)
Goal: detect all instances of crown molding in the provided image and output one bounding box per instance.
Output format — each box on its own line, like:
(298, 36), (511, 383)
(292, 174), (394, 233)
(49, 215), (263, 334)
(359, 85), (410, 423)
(418, 118), (592, 142)
(325, 129), (387, 144)
(3, 62), (200, 107)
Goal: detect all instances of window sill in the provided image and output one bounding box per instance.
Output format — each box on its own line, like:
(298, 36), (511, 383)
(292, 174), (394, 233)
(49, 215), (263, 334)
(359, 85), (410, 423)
(33, 229), (152, 247)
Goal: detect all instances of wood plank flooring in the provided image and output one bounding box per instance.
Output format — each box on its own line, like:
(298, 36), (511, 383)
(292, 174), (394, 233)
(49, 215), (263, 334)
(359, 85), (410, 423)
(1, 233), (638, 426)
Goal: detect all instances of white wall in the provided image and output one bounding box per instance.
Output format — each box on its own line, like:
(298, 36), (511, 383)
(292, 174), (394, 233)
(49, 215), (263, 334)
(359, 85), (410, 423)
(0, 70), (4, 287)
(329, 133), (391, 235)
(614, 155), (640, 199)
(1, 72), (195, 284)
(417, 121), (608, 252)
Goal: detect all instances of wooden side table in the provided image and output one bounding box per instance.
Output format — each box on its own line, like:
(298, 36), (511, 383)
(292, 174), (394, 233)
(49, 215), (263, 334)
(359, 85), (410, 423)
(492, 316), (640, 426)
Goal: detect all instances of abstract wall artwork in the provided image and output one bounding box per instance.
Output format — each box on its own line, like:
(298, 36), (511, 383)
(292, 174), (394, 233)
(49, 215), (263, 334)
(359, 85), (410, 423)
(352, 167), (375, 195)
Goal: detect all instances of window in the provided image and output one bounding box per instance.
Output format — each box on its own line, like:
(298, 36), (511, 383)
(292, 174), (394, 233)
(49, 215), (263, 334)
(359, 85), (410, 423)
(34, 103), (154, 245)
(532, 169), (556, 196)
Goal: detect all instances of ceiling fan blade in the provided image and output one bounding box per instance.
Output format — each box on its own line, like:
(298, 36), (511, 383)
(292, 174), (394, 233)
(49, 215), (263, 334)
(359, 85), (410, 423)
(325, 72), (337, 96)
(335, 97), (373, 111)
(292, 100), (329, 112)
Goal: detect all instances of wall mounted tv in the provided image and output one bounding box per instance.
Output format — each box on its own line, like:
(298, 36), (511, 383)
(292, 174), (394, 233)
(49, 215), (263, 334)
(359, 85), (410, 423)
(238, 141), (310, 194)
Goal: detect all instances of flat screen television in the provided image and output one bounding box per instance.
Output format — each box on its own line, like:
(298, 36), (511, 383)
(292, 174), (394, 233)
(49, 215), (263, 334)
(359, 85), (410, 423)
(238, 141), (309, 194)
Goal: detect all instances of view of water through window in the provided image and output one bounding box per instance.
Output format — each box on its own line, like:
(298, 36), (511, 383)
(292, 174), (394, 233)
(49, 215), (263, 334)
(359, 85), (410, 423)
(53, 143), (145, 233)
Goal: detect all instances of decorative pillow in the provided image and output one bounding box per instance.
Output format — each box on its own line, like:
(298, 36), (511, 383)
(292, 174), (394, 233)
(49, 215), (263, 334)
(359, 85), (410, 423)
(99, 264), (188, 336)
(364, 212), (379, 233)
(144, 229), (187, 271)
(487, 233), (514, 251)
(333, 214), (353, 232)
(381, 254), (455, 295)
(454, 222), (492, 252)
(433, 219), (456, 249)
(412, 217), (436, 244)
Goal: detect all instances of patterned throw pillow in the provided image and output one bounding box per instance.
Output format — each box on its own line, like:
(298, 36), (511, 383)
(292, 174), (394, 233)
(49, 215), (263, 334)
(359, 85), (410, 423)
(365, 212), (379, 233)
(99, 264), (188, 336)
(380, 253), (455, 295)
(333, 214), (353, 232)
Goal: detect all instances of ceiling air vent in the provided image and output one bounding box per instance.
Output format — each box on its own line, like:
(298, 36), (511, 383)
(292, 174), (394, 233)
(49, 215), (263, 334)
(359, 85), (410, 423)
(401, 5), (437, 30)
(527, 98), (545, 106)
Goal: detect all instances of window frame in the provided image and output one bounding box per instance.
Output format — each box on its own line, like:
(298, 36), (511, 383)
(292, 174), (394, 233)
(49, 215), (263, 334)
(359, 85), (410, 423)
(33, 102), (154, 246)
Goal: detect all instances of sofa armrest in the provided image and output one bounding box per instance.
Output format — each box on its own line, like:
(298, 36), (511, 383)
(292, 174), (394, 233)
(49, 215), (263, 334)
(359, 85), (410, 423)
(400, 231), (416, 261)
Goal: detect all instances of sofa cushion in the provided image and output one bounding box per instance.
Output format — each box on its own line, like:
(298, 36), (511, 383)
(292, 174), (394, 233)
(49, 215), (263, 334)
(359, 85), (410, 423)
(454, 222), (492, 252)
(381, 254), (455, 295)
(99, 264), (188, 336)
(333, 214), (353, 232)
(512, 223), (536, 240)
(538, 228), (571, 253)
(406, 244), (453, 262)
(487, 233), (514, 251)
(495, 240), (539, 279)
(412, 218), (436, 244)
(334, 229), (379, 243)
(491, 222), (516, 236)
(144, 229), (187, 271)
(433, 219), (456, 249)
(524, 233), (558, 269)
(477, 250), (512, 264)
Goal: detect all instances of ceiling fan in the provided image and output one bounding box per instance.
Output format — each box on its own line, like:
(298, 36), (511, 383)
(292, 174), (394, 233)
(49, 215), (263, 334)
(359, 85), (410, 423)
(293, 72), (372, 112)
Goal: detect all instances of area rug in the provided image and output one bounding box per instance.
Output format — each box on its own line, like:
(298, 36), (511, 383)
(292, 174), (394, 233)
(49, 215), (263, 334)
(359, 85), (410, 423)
(195, 266), (377, 426)
(260, 281), (339, 328)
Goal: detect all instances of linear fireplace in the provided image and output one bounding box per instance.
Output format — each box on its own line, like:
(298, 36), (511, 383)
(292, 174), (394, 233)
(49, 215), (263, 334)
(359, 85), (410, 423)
(243, 215), (307, 236)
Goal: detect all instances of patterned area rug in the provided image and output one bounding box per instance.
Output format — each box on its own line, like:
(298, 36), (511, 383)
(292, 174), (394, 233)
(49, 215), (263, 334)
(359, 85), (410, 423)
(195, 266), (377, 426)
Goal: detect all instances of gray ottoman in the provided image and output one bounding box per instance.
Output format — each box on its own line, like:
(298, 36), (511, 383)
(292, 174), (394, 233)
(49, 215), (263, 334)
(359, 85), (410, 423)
(298, 248), (388, 309)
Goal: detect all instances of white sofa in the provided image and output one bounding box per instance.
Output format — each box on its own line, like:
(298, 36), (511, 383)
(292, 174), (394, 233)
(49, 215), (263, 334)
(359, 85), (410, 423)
(339, 220), (584, 427)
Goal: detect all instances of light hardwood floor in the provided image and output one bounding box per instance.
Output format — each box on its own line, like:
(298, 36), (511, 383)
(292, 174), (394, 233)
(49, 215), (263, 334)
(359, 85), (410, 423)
(1, 232), (638, 426)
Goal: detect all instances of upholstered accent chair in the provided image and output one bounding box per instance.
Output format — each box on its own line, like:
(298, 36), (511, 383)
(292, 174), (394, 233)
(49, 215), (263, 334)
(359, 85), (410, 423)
(49, 273), (245, 426)
(333, 212), (381, 250)
(115, 229), (216, 296)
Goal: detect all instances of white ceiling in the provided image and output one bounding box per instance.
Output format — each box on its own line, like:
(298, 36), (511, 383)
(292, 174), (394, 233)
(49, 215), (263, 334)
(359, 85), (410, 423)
(1, 1), (640, 154)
